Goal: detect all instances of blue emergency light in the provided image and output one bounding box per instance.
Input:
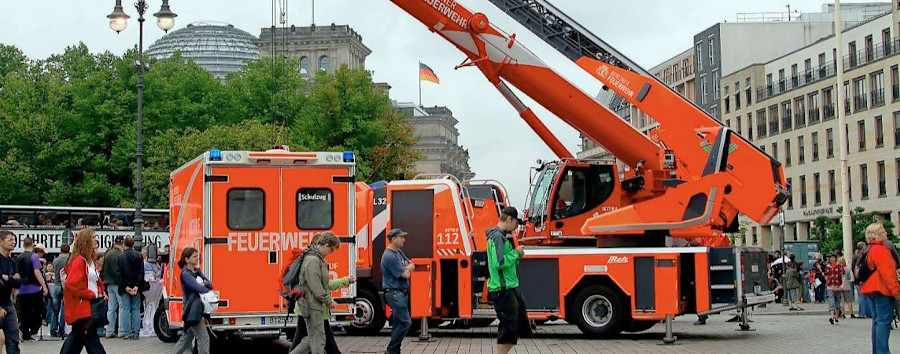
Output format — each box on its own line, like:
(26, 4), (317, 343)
(209, 149), (223, 161)
(343, 151), (355, 163)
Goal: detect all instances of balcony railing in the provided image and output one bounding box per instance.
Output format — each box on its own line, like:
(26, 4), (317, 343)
(769, 121), (779, 134)
(808, 108), (820, 124)
(782, 116), (792, 131)
(754, 36), (900, 103)
(757, 124), (767, 138)
(824, 105), (835, 120)
(795, 112), (806, 128)
(871, 88), (885, 107)
(853, 95), (868, 111)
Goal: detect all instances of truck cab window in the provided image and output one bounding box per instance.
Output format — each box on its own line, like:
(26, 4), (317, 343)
(297, 188), (333, 230)
(528, 165), (560, 225)
(227, 189), (265, 230)
(552, 165), (615, 220)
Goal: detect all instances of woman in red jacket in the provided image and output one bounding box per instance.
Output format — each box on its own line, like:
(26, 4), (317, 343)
(60, 228), (107, 354)
(860, 223), (900, 354)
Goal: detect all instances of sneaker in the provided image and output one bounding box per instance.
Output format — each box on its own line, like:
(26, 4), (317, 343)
(789, 307), (797, 311)
(829, 318), (835, 325)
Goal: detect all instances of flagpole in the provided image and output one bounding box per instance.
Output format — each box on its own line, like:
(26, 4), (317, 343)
(418, 61), (422, 107)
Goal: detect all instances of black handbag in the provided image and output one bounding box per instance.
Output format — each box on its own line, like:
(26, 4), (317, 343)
(88, 298), (109, 328)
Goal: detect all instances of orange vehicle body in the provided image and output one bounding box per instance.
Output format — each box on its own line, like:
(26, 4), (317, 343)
(161, 148), (358, 341)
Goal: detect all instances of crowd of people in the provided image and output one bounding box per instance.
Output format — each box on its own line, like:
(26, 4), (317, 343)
(0, 228), (169, 354)
(3, 213), (169, 231)
(766, 223), (900, 353)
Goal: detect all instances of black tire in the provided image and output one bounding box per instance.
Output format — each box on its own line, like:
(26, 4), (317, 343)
(571, 284), (624, 337)
(154, 306), (180, 343)
(622, 319), (658, 333)
(345, 286), (386, 336)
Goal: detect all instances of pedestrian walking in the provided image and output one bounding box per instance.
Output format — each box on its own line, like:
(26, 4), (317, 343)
(813, 263), (827, 303)
(859, 223), (900, 354)
(487, 207), (531, 354)
(824, 252), (845, 324)
(290, 233), (342, 354)
(0, 231), (22, 354)
(838, 257), (854, 318)
(44, 262), (57, 334)
(288, 234), (355, 353)
(14, 238), (48, 341)
(60, 228), (107, 354)
(51, 244), (70, 337)
(172, 247), (213, 354)
(100, 236), (124, 338)
(116, 237), (143, 340)
(381, 229), (413, 354)
(139, 248), (162, 338)
(784, 262), (803, 311)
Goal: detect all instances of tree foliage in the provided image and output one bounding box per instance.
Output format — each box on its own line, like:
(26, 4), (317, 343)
(0, 43), (418, 208)
(809, 207), (897, 253)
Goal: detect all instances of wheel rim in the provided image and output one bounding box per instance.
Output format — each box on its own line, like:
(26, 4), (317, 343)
(157, 310), (171, 335)
(581, 294), (613, 328)
(351, 297), (375, 328)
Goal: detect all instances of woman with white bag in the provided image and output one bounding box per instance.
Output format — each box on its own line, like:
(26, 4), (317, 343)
(173, 247), (213, 354)
(139, 248), (162, 338)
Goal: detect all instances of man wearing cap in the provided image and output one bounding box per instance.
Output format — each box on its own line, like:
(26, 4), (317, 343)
(14, 237), (48, 341)
(487, 207), (530, 354)
(381, 229), (414, 354)
(101, 235), (125, 338)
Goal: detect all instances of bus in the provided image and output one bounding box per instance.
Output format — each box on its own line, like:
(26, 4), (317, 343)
(0, 205), (170, 254)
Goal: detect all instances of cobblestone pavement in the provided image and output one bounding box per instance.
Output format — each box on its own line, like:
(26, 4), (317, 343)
(26, 314), (898, 353)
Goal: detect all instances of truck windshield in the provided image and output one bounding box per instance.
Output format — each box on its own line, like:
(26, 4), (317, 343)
(528, 165), (560, 225)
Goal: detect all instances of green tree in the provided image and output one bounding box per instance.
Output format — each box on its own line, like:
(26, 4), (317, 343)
(0, 44), (28, 81)
(810, 207), (896, 253)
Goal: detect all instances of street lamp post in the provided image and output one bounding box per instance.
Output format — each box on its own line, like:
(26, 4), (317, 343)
(107, 0), (177, 250)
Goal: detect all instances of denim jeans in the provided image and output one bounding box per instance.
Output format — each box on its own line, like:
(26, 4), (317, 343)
(105, 284), (120, 336)
(51, 283), (64, 334)
(119, 292), (141, 338)
(866, 293), (895, 354)
(1, 303), (20, 354)
(857, 285), (874, 317)
(384, 290), (411, 354)
(45, 293), (58, 335)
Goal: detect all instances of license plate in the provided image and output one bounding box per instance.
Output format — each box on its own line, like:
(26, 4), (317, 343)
(262, 316), (297, 325)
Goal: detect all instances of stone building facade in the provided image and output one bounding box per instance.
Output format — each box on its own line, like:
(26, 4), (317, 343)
(257, 24), (371, 76)
(395, 103), (474, 180)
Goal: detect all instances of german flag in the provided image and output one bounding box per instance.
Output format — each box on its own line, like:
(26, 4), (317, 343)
(419, 63), (440, 84)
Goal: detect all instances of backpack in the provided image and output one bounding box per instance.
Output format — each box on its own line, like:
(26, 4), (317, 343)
(15, 251), (38, 286)
(855, 250), (876, 285)
(279, 247), (311, 309)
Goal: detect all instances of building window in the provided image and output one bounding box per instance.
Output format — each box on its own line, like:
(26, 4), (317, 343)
(871, 70), (885, 107)
(713, 70), (720, 100)
(864, 35), (874, 62)
(812, 132), (820, 161)
(757, 109), (767, 137)
(736, 116), (742, 135)
(823, 87), (835, 120)
(853, 77), (867, 111)
(876, 115), (884, 147)
(808, 92), (820, 124)
(828, 170), (836, 204)
(747, 112), (754, 140)
(891, 65), (899, 101)
(781, 101), (792, 131)
(778, 69), (786, 92)
(794, 96), (806, 128)
(799, 175), (807, 207)
(798, 135), (805, 164)
(883, 28), (892, 56)
(745, 79), (752, 106)
(772, 142), (778, 160)
(784, 139), (792, 166)
(299, 56), (310, 75)
(786, 177), (793, 209)
(844, 81), (852, 114)
(894, 111), (900, 147)
(814, 173), (821, 205)
(826, 128), (834, 158)
(766, 73), (774, 95)
(859, 120), (867, 151)
(896, 159), (900, 195)
(849, 41), (858, 67)
(708, 37), (715, 66)
(696, 42), (703, 71)
(791, 64), (799, 88)
(318, 55), (330, 72)
(878, 161), (886, 197)
(860, 164), (869, 199)
(769, 105), (779, 134)
(701, 77), (708, 104)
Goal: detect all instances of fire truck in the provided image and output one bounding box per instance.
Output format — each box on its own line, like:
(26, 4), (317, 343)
(156, 148), (358, 342)
(343, 0), (789, 341)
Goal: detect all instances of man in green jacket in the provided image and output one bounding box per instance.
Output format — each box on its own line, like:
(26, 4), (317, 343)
(487, 207), (531, 354)
(292, 233), (341, 354)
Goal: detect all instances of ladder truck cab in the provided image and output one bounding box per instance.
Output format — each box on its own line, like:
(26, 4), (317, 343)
(157, 147), (358, 342)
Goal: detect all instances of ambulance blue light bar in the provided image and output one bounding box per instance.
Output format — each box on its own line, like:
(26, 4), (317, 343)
(343, 151), (355, 163)
(209, 149), (223, 161)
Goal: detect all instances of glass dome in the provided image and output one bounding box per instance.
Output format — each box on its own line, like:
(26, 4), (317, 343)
(146, 21), (259, 80)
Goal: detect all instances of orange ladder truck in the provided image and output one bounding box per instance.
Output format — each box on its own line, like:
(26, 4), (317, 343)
(343, 0), (790, 341)
(157, 147), (358, 342)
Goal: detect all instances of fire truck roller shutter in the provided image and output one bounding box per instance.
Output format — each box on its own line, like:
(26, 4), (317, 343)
(517, 258), (560, 310)
(389, 190), (434, 259)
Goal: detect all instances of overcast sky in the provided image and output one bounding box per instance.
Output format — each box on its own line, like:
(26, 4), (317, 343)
(1, 0), (850, 208)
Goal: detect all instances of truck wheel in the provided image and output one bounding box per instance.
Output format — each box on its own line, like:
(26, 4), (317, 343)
(345, 287), (386, 336)
(572, 285), (623, 337)
(154, 306), (180, 343)
(622, 319), (658, 333)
